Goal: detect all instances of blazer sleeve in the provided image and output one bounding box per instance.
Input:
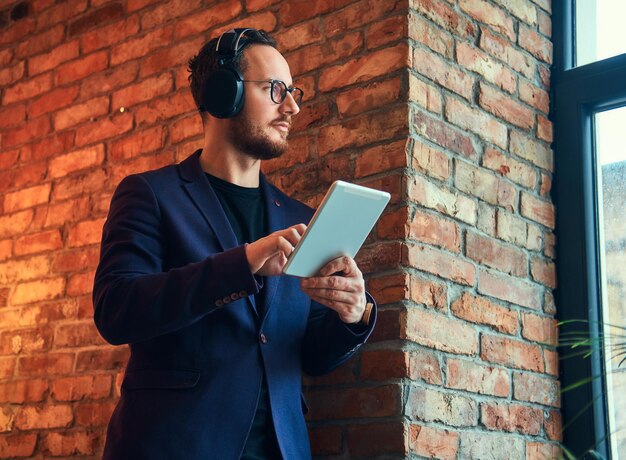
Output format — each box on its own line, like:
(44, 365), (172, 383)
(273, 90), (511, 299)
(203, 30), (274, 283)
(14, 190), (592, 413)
(300, 292), (377, 376)
(93, 174), (260, 345)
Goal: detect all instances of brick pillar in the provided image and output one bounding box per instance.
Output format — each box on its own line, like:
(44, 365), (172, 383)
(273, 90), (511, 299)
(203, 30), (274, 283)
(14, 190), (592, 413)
(0, 0), (560, 458)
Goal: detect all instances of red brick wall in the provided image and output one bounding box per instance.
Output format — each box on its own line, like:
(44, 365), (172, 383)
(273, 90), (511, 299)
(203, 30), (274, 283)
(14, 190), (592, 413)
(0, 0), (559, 458)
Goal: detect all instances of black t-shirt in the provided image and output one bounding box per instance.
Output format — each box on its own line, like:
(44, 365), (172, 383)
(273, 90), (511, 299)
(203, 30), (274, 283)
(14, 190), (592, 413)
(206, 173), (281, 460)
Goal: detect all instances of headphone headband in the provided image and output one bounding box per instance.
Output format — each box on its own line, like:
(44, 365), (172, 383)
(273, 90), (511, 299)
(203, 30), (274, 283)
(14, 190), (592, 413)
(215, 28), (256, 59)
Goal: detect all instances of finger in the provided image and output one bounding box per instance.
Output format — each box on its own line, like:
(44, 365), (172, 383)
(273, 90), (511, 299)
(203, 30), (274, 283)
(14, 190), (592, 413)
(319, 255), (357, 276)
(291, 223), (307, 235)
(274, 235), (295, 257)
(278, 227), (302, 247)
(306, 294), (362, 319)
(301, 287), (362, 306)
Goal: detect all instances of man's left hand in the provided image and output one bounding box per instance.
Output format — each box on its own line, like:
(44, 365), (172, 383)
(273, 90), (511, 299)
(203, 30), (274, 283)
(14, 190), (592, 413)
(300, 256), (366, 324)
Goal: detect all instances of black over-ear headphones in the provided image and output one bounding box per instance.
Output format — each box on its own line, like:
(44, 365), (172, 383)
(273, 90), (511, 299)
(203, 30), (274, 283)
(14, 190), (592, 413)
(199, 28), (255, 119)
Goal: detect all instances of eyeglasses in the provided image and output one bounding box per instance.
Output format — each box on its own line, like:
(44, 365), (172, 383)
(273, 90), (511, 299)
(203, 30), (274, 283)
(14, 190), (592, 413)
(243, 79), (304, 107)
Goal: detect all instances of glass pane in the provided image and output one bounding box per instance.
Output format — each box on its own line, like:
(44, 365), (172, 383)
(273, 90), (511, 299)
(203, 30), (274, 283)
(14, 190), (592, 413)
(596, 105), (626, 457)
(576, 0), (626, 67)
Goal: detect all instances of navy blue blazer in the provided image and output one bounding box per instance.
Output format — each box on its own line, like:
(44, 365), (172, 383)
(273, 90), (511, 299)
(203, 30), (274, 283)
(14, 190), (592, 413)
(93, 151), (376, 460)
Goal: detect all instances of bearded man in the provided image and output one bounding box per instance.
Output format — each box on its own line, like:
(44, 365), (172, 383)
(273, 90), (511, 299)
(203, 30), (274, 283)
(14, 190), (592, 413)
(92, 28), (376, 460)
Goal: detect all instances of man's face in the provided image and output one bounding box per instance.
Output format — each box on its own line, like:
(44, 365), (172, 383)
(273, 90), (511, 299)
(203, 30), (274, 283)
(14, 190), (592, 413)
(228, 45), (300, 160)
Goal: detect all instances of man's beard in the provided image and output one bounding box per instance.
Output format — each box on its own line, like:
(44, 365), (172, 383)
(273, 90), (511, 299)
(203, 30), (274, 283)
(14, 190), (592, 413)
(229, 113), (289, 160)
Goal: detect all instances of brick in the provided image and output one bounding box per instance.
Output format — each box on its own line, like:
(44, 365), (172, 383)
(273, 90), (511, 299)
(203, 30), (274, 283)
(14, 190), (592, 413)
(4, 183), (51, 213)
(305, 360), (357, 387)
(275, 18), (322, 52)
(409, 74), (443, 114)
(324, 0), (404, 37)
(11, 278), (66, 305)
(110, 25), (173, 66)
(52, 168), (108, 202)
(75, 112), (134, 147)
(413, 47), (473, 99)
(408, 243), (475, 285)
(412, 109), (477, 159)
(308, 425), (342, 456)
(29, 41), (80, 76)
(14, 230), (62, 256)
(2, 116), (51, 149)
(29, 131), (75, 162)
(51, 375), (111, 401)
(377, 207), (409, 240)
(409, 350), (443, 384)
(367, 15), (407, 49)
(544, 410), (562, 441)
(454, 160), (517, 210)
(0, 17), (35, 48)
(457, 42), (516, 94)
(80, 16), (139, 54)
(544, 348), (558, 377)
(317, 106), (407, 156)
(52, 247), (99, 273)
(445, 97), (508, 149)
(140, 37), (204, 79)
(347, 421), (408, 457)
(109, 151), (173, 186)
(336, 77), (402, 117)
(459, 432), (524, 458)
(519, 79), (549, 113)
(0, 240), (11, 261)
(481, 402), (542, 434)
(287, 31), (363, 77)
(2, 72), (52, 105)
(80, 61), (139, 100)
(68, 3), (124, 37)
(173, 2), (242, 39)
(494, 0), (538, 24)
(513, 372), (559, 406)
(355, 139), (407, 178)
(406, 307), (478, 354)
(0, 149), (19, 171)
(110, 125), (165, 161)
(28, 85), (80, 118)
(41, 430), (100, 456)
(76, 348), (129, 371)
(55, 51), (109, 85)
(319, 43), (408, 91)
(412, 0), (476, 39)
(530, 255), (556, 288)
(15, 24), (65, 58)
(459, 0), (515, 40)
(466, 231), (526, 277)
(521, 192), (555, 228)
(522, 313), (557, 345)
(306, 385), (400, 420)
(360, 349), (408, 380)
(538, 9), (552, 37)
(495, 209), (528, 247)
(446, 358), (510, 397)
(170, 115), (202, 144)
(134, 90), (197, 126)
(48, 144), (105, 179)
(279, 0), (354, 26)
(53, 96), (109, 131)
(526, 442), (562, 460)
(0, 60), (24, 86)
(482, 334), (544, 372)
(411, 138), (450, 180)
(539, 172), (551, 197)
(451, 292), (518, 334)
(0, 209), (33, 239)
(112, 73), (173, 110)
(0, 302), (77, 330)
(0, 48), (13, 66)
(483, 147), (537, 189)
(0, 433), (37, 458)
(74, 401), (116, 427)
(410, 424), (458, 460)
(367, 273), (409, 305)
(409, 13), (454, 58)
(0, 380), (47, 404)
(409, 386), (478, 427)
(410, 274), (447, 310)
(0, 255), (50, 284)
(409, 175), (476, 225)
(35, 0), (88, 30)
(480, 27), (536, 79)
(479, 82), (535, 129)
(519, 23), (553, 63)
(478, 268), (543, 310)
(409, 209), (460, 253)
(15, 404), (73, 430)
(0, 104), (26, 130)
(67, 218), (106, 248)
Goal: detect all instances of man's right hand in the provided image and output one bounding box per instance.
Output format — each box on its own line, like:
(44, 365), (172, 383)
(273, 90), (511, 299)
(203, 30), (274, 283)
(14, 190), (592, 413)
(245, 224), (306, 276)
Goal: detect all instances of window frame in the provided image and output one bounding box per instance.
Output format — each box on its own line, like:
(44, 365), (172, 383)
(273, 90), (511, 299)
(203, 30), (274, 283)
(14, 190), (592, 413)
(553, 1), (626, 457)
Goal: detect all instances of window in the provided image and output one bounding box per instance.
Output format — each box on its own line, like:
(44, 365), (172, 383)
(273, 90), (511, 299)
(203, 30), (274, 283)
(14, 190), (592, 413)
(554, 2), (626, 458)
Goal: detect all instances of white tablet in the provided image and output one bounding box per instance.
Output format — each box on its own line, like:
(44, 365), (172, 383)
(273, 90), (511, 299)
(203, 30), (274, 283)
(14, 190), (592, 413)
(282, 180), (391, 278)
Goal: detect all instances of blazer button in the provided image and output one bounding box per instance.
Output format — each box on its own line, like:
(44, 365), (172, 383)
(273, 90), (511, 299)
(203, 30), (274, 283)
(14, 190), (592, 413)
(260, 333), (268, 344)
(223, 296), (231, 304)
(230, 293), (239, 301)
(215, 299), (224, 307)
(239, 290), (248, 297)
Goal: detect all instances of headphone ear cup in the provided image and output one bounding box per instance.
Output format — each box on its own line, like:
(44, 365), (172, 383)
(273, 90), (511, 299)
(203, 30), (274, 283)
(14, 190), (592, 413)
(201, 67), (245, 118)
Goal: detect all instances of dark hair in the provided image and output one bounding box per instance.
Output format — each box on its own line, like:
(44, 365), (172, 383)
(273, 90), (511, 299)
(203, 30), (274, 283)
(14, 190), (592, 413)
(187, 29), (277, 111)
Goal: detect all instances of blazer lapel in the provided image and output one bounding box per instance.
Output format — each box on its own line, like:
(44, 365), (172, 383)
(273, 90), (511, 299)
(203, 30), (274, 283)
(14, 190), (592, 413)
(179, 150), (259, 315)
(259, 174), (287, 317)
